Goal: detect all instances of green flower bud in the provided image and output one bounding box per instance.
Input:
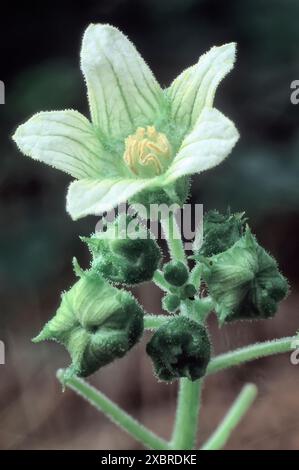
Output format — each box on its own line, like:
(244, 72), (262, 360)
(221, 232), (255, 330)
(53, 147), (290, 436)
(199, 209), (246, 257)
(33, 271), (144, 377)
(163, 260), (189, 287)
(181, 283), (197, 299)
(83, 215), (161, 286)
(202, 229), (289, 324)
(146, 316), (211, 382)
(162, 293), (181, 313)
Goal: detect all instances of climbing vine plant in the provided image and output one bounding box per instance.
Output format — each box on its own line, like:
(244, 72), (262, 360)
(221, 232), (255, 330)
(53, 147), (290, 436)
(13, 24), (293, 450)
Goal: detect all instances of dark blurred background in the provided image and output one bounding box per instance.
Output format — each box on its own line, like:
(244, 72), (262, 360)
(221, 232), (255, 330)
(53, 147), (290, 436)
(1, 0), (299, 450)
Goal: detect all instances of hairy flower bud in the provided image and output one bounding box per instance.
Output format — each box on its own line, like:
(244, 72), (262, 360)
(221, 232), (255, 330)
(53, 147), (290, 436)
(163, 260), (189, 287)
(181, 283), (197, 299)
(146, 316), (211, 382)
(202, 229), (289, 324)
(83, 215), (161, 285)
(33, 271), (144, 377)
(199, 209), (246, 257)
(162, 293), (181, 313)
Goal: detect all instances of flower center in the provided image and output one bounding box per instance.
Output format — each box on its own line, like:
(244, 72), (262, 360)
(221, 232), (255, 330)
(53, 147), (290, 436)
(124, 126), (172, 178)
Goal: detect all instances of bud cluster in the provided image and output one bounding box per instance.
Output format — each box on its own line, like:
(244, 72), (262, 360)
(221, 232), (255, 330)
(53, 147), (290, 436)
(195, 210), (289, 324)
(161, 261), (197, 314)
(32, 208), (289, 384)
(83, 214), (162, 286)
(33, 215), (161, 378)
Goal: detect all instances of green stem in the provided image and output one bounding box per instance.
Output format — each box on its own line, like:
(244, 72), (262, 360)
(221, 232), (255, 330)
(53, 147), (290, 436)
(193, 296), (214, 323)
(190, 263), (202, 289)
(161, 213), (201, 450)
(153, 270), (173, 293)
(57, 370), (169, 450)
(161, 214), (187, 264)
(201, 383), (257, 450)
(170, 379), (202, 449)
(207, 335), (296, 376)
(144, 314), (169, 330)
(180, 299), (192, 317)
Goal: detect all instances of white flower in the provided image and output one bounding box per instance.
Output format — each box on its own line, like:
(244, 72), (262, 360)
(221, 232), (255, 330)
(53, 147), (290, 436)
(13, 24), (239, 219)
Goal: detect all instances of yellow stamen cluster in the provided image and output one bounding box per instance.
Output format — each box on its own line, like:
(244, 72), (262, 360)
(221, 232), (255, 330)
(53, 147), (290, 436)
(124, 126), (172, 178)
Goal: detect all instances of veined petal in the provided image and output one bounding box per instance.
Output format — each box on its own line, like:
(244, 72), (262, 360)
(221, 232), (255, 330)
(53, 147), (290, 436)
(67, 177), (153, 219)
(13, 110), (116, 179)
(167, 43), (236, 136)
(164, 108), (239, 183)
(81, 24), (165, 139)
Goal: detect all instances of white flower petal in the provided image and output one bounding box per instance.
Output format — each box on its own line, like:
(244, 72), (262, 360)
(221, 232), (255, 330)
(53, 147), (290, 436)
(67, 177), (153, 219)
(164, 108), (239, 183)
(13, 110), (116, 179)
(81, 24), (164, 139)
(167, 43), (236, 135)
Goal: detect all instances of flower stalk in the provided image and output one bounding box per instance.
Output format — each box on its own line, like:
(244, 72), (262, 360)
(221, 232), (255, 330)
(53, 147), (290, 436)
(170, 379), (202, 449)
(207, 335), (297, 375)
(144, 314), (170, 330)
(57, 334), (295, 450)
(201, 383), (257, 450)
(57, 370), (169, 450)
(161, 212), (205, 449)
(161, 214), (187, 265)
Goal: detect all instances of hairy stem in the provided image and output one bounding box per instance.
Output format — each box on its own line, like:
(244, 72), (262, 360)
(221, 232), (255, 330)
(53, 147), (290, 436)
(207, 335), (297, 375)
(153, 270), (173, 293)
(190, 262), (202, 289)
(161, 213), (202, 450)
(201, 383), (257, 450)
(57, 370), (169, 450)
(193, 296), (214, 323)
(170, 379), (202, 449)
(144, 314), (170, 330)
(161, 213), (187, 264)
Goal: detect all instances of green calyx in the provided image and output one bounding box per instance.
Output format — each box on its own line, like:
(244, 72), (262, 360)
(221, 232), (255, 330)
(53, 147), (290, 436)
(162, 284), (196, 313)
(33, 270), (144, 377)
(199, 209), (246, 257)
(146, 316), (211, 382)
(130, 176), (190, 215)
(83, 215), (162, 286)
(163, 260), (189, 287)
(202, 229), (289, 324)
